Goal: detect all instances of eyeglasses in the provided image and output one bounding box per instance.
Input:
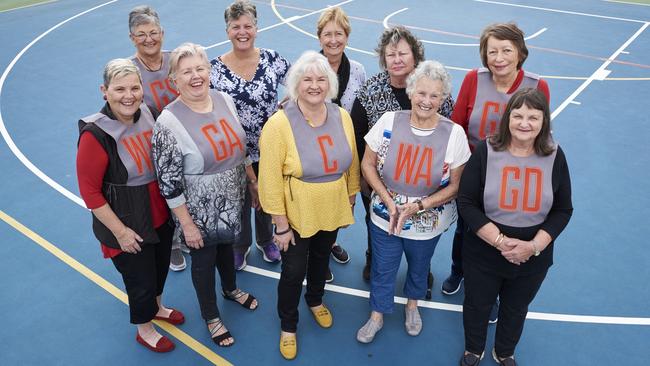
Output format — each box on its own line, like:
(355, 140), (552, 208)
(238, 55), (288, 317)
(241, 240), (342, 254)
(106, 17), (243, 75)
(131, 30), (161, 42)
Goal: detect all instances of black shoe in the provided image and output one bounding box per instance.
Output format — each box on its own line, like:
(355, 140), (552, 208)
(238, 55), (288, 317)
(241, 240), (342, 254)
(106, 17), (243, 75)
(331, 243), (350, 264)
(460, 352), (483, 366)
(441, 272), (463, 295)
(362, 250), (371, 281)
(492, 349), (517, 366)
(326, 267), (334, 283)
(489, 299), (499, 324)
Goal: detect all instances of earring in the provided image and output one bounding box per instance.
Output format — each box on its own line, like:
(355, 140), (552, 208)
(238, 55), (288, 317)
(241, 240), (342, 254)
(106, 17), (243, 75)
(103, 95), (107, 101)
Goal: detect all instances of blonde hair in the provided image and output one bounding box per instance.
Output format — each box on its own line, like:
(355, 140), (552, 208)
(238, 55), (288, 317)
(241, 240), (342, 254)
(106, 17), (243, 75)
(285, 51), (338, 102)
(316, 7), (351, 37)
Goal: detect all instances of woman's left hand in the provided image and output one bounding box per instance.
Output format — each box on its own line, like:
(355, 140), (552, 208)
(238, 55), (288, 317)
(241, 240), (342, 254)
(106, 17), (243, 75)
(391, 202), (419, 236)
(500, 238), (533, 265)
(248, 182), (261, 210)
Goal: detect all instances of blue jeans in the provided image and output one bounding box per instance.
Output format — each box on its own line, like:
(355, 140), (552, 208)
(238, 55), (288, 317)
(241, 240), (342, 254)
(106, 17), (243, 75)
(369, 222), (441, 314)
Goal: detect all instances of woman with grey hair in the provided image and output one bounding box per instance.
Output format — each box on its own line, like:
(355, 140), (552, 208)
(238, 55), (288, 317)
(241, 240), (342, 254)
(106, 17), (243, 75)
(77, 58), (184, 353)
(209, 0), (290, 271)
(356, 60), (470, 343)
(128, 5), (185, 271)
(152, 43), (259, 348)
(350, 26), (455, 280)
(258, 51), (360, 360)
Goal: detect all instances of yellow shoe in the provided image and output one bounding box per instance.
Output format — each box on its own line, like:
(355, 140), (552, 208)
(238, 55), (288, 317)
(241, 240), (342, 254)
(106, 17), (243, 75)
(279, 333), (297, 360)
(310, 304), (332, 328)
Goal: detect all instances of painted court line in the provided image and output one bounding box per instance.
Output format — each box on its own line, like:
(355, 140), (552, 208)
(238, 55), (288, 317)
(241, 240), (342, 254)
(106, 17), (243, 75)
(0, 0), (57, 14)
(1, 0), (650, 329)
(474, 0), (648, 23)
(0, 209), (232, 365)
(269, 0), (374, 56)
(551, 21), (649, 120)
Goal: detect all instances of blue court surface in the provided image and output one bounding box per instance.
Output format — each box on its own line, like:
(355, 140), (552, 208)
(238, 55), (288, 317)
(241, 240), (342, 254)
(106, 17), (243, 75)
(1, 0), (649, 365)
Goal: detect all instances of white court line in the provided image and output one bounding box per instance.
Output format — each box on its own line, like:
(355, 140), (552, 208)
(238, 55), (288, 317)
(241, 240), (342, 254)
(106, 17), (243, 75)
(205, 1), (354, 50)
(0, 1), (120, 209)
(570, 101), (581, 105)
(1, 0), (650, 327)
(474, 0), (647, 23)
(0, 0), (58, 14)
(383, 8), (546, 47)
(269, 0), (374, 56)
(605, 0), (650, 6)
(550, 22), (649, 120)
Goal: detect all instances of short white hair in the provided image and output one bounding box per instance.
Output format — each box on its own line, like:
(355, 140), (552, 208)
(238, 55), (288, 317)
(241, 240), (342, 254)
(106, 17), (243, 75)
(103, 58), (142, 87)
(405, 60), (451, 98)
(285, 51), (338, 102)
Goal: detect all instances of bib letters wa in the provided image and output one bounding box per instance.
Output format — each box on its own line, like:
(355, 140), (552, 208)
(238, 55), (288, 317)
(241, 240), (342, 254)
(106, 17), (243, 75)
(167, 90), (246, 174)
(89, 104), (156, 186)
(382, 111), (452, 197)
(468, 68), (539, 148)
(284, 101), (352, 183)
(483, 143), (556, 227)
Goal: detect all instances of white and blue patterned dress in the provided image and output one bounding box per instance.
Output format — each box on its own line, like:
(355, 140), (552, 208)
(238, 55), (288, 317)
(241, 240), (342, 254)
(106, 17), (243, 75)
(209, 48), (290, 162)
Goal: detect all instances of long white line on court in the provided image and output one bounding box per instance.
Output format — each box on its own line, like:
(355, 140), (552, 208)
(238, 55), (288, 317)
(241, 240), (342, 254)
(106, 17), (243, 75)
(383, 7), (546, 47)
(269, 0), (374, 56)
(1, 0), (649, 327)
(0, 1), (120, 208)
(474, 0), (647, 24)
(0, 0), (58, 14)
(550, 21), (649, 120)
(205, 0), (354, 50)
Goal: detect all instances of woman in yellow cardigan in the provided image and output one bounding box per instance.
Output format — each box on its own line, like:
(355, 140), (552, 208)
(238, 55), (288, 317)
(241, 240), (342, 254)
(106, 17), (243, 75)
(259, 50), (360, 360)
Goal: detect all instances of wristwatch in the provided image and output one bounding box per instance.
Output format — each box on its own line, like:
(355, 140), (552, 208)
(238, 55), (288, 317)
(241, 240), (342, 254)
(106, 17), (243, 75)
(415, 199), (425, 214)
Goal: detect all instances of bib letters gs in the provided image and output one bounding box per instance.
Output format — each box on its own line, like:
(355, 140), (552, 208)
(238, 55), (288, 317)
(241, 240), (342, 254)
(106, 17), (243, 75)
(382, 111), (453, 197)
(132, 52), (179, 114)
(468, 68), (539, 149)
(284, 101), (352, 183)
(483, 143), (556, 227)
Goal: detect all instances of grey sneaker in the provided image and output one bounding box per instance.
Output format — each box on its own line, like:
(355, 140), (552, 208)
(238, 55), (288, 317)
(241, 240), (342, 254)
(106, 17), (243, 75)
(356, 317), (383, 343)
(404, 306), (422, 336)
(169, 248), (186, 271)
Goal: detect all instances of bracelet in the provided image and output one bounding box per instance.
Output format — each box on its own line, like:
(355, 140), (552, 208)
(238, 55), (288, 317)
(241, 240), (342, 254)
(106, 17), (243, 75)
(415, 199), (425, 213)
(530, 239), (541, 256)
(274, 226), (292, 235)
(493, 233), (504, 249)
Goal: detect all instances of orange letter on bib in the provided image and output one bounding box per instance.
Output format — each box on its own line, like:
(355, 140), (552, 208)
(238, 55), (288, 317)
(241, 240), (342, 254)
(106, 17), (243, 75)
(202, 124), (229, 161)
(479, 101), (501, 140)
(121, 131), (154, 175)
(317, 135), (338, 173)
(523, 167), (543, 212)
(499, 166), (520, 210)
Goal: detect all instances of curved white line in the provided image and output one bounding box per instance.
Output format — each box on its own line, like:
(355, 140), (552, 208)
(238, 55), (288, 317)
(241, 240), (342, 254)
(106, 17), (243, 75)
(420, 28), (546, 47)
(1, 0), (648, 327)
(0, 0), (119, 209)
(382, 7), (408, 29)
(270, 0), (374, 56)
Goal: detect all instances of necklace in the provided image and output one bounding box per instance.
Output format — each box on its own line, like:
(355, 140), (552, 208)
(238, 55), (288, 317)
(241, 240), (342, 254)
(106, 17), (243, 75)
(136, 55), (163, 72)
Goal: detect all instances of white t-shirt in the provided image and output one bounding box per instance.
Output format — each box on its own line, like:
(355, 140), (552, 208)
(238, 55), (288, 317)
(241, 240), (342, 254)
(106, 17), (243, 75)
(364, 111), (471, 240)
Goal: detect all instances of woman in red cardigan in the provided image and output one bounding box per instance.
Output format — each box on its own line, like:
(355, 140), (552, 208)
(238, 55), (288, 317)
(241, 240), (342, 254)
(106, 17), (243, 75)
(76, 58), (183, 353)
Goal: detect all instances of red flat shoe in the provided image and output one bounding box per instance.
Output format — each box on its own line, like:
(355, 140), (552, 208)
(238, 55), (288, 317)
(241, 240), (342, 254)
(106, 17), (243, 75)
(136, 333), (175, 353)
(154, 309), (185, 325)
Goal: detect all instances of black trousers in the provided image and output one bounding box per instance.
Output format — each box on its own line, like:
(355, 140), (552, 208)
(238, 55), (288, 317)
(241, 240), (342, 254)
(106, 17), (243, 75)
(277, 229), (338, 332)
(189, 244), (237, 321)
(450, 216), (466, 277)
(463, 263), (547, 357)
(111, 222), (173, 324)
